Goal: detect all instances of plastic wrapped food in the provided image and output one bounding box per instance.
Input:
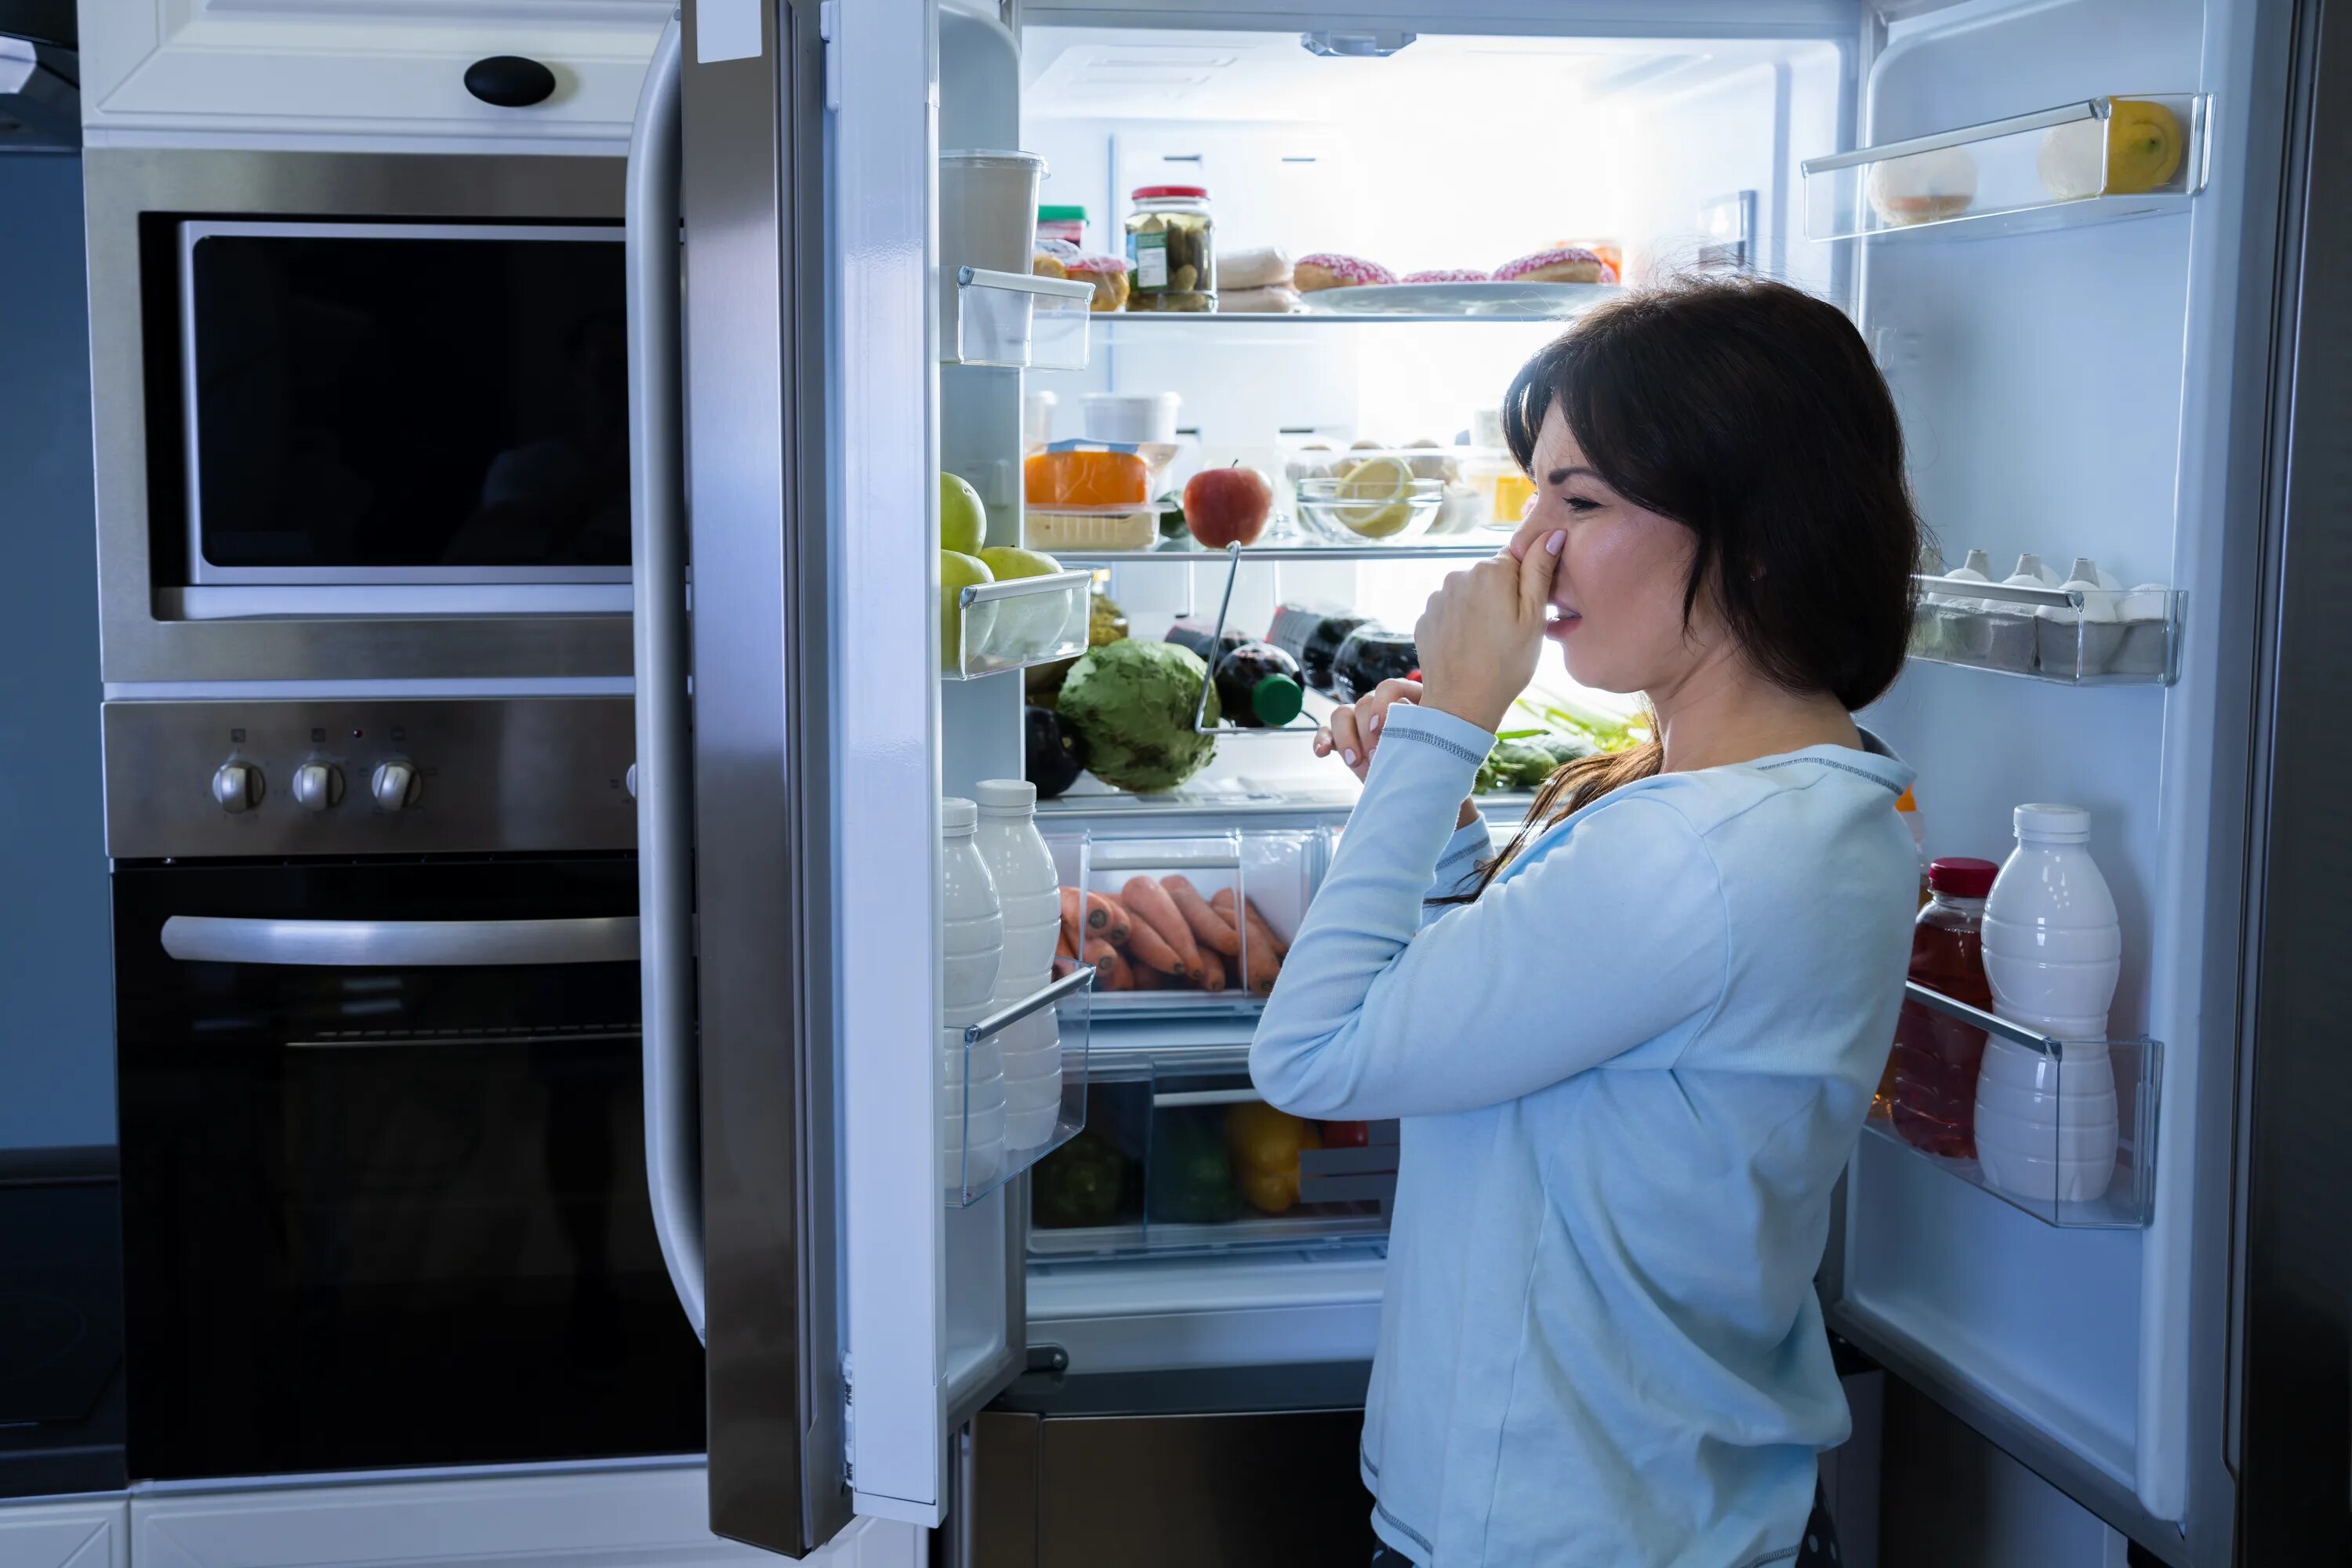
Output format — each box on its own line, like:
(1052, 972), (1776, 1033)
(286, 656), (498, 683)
(1025, 447), (1149, 509)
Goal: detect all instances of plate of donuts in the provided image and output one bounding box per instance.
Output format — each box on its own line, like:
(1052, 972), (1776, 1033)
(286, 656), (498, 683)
(1291, 250), (1622, 318)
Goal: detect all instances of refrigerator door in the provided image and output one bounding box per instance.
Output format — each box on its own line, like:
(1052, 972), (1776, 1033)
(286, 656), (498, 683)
(1824, 0), (2289, 1556)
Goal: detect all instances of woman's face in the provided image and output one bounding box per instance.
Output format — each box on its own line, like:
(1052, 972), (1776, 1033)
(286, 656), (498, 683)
(1505, 404), (1717, 695)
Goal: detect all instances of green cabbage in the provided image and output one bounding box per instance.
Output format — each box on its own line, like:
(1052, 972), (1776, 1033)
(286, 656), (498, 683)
(1058, 640), (1221, 793)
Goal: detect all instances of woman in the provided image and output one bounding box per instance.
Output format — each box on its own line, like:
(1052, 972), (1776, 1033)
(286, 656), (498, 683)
(1250, 275), (1921, 1567)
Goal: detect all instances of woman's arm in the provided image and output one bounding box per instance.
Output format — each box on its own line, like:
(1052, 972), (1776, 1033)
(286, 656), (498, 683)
(1250, 703), (1727, 1121)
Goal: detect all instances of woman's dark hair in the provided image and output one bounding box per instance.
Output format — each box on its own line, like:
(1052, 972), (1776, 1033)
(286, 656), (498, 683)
(1452, 274), (1922, 901)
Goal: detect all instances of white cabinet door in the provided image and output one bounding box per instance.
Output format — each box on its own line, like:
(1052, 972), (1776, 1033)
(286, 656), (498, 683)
(0, 1497), (129, 1568)
(129, 1466), (920, 1568)
(79, 0), (666, 144)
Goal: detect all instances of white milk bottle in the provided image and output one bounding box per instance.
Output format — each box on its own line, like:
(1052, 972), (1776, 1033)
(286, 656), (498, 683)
(973, 779), (1064, 1149)
(941, 797), (1007, 1189)
(1976, 804), (2121, 1203)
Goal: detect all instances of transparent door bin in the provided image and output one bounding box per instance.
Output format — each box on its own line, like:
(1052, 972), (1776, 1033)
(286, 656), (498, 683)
(951, 266), (1094, 370)
(1907, 574), (2180, 684)
(1027, 1069), (1395, 1258)
(946, 568), (1093, 680)
(1867, 982), (2159, 1229)
(1050, 829), (1325, 1019)
(946, 964), (1094, 1209)
(1804, 95), (2207, 242)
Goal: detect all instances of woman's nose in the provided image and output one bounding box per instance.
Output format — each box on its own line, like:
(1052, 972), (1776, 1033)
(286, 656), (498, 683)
(1503, 505), (1552, 562)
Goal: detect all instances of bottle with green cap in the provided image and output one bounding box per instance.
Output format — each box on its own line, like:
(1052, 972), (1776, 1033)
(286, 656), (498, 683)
(1163, 621), (1305, 729)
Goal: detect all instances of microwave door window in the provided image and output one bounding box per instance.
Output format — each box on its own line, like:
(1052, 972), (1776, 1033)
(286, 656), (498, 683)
(187, 228), (631, 572)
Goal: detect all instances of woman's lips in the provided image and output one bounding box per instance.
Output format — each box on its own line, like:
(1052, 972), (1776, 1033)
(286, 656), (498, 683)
(1544, 606), (1582, 639)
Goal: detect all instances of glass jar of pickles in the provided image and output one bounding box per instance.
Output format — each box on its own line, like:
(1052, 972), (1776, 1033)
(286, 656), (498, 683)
(1123, 185), (1215, 311)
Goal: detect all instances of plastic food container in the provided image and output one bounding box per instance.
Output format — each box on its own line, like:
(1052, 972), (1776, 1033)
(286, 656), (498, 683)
(1025, 506), (1159, 553)
(942, 150), (1044, 353)
(1083, 392), (1182, 446)
(1124, 185), (1215, 311)
(1037, 205), (1087, 249)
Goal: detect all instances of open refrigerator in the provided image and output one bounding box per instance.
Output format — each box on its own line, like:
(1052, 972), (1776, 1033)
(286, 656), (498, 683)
(626, 0), (2333, 1561)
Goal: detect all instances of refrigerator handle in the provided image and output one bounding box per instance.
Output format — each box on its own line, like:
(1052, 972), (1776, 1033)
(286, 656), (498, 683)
(626, 14), (705, 1344)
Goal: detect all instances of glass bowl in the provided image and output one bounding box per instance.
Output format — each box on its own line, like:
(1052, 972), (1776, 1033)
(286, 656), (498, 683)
(1294, 473), (1446, 544)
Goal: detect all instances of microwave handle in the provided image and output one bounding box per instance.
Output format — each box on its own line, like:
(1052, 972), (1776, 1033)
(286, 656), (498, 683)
(626, 15), (705, 1345)
(159, 916), (639, 967)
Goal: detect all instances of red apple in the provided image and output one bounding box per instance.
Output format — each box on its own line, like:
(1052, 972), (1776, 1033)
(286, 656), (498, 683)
(1184, 463), (1273, 549)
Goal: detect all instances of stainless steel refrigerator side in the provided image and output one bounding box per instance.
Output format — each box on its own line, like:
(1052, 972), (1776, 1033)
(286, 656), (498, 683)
(629, 19), (707, 1345)
(680, 0), (848, 1552)
(81, 147), (637, 684)
(2234, 0), (2352, 1558)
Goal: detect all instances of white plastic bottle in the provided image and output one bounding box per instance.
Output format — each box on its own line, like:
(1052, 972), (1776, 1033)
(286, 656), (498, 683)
(941, 797), (1007, 1189)
(973, 779), (1065, 1149)
(1975, 803), (2121, 1203)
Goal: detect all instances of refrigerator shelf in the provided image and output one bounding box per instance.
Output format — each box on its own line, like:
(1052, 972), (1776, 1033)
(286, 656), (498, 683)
(1870, 982), (2161, 1230)
(950, 265), (1094, 370)
(946, 964), (1095, 1209)
(1055, 539), (1502, 564)
(946, 568), (1093, 681)
(1907, 574), (2180, 684)
(1804, 94), (2209, 243)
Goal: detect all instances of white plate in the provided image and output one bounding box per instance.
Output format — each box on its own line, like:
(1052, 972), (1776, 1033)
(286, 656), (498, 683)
(1295, 281), (1623, 318)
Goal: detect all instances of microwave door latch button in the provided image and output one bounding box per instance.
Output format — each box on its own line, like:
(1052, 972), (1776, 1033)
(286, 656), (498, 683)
(371, 760), (421, 812)
(211, 761), (263, 814)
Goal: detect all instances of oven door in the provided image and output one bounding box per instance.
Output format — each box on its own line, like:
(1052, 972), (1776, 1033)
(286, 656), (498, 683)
(113, 856), (703, 1484)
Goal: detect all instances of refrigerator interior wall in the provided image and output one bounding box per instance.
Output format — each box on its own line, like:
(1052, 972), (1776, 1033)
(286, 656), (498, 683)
(1838, 0), (2235, 1529)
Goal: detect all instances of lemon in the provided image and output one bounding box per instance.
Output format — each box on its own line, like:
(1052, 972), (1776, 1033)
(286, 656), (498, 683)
(2102, 99), (2183, 194)
(1333, 456), (1417, 539)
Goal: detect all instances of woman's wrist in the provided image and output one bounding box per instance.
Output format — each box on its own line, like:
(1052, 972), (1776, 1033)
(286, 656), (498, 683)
(1457, 797), (1480, 831)
(1416, 684), (1508, 735)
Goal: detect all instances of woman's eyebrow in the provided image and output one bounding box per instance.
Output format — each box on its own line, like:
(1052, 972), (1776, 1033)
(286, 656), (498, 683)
(1547, 465), (1598, 485)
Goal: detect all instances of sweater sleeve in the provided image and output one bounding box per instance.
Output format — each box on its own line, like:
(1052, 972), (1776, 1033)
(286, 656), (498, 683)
(1249, 704), (1729, 1121)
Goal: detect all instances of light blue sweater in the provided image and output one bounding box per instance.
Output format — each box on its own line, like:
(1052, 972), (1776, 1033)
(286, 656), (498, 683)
(1250, 703), (1916, 1566)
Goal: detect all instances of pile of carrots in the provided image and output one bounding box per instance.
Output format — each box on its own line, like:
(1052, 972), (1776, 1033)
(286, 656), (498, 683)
(1055, 876), (1288, 996)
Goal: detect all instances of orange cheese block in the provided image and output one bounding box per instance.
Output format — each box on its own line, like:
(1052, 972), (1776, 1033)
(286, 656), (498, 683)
(1025, 448), (1149, 509)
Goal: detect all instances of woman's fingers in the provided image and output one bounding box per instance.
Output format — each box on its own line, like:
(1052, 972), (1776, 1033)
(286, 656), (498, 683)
(1327, 705), (1366, 775)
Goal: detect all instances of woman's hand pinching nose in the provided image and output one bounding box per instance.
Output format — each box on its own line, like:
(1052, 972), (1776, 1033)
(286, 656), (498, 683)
(1414, 530), (1565, 733)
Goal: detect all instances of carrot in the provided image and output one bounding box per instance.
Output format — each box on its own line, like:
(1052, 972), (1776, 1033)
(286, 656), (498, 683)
(1061, 886), (1091, 938)
(1128, 959), (1169, 991)
(1122, 876), (1204, 979)
(1057, 916), (1079, 961)
(1121, 913), (1185, 975)
(1196, 949), (1228, 993)
(1163, 875), (1240, 958)
(1082, 936), (1131, 991)
(1214, 888), (1290, 960)
(1085, 890), (1131, 946)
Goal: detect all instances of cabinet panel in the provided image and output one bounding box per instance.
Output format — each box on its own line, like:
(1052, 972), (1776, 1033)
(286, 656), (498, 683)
(81, 1), (666, 143)
(0, 1498), (129, 1568)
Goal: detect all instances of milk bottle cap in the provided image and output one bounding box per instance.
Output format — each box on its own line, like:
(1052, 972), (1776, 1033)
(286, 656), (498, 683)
(974, 779), (1038, 814)
(942, 797), (978, 834)
(2014, 802), (2092, 843)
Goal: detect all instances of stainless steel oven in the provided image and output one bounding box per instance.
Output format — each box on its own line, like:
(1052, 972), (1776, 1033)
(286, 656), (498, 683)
(104, 695), (702, 1483)
(86, 148), (636, 684)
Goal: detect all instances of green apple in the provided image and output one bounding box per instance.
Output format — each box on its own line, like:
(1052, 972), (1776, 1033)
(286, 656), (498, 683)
(978, 546), (1071, 659)
(940, 550), (996, 670)
(941, 472), (988, 557)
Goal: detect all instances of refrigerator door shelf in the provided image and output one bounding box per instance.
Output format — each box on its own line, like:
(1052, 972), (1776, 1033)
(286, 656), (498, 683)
(948, 965), (1097, 1208)
(953, 265), (1094, 370)
(946, 568), (1094, 681)
(1907, 576), (2182, 684)
(1804, 94), (2209, 243)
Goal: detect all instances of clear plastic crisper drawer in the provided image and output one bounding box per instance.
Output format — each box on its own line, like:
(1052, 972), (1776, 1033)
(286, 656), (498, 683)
(945, 966), (1093, 1209)
(1803, 95), (2207, 243)
(1027, 1064), (1394, 1258)
(946, 568), (1092, 681)
(1050, 830), (1325, 1019)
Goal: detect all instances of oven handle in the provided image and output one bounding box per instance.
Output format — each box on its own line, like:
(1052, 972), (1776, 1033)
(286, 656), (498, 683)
(160, 915), (640, 967)
(626, 14), (706, 1345)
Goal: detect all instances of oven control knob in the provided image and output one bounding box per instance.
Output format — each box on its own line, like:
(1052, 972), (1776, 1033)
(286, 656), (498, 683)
(625, 762), (638, 800)
(371, 760), (422, 811)
(292, 761), (343, 812)
(211, 761), (263, 814)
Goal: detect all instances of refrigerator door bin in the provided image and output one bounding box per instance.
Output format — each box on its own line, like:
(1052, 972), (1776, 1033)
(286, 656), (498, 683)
(1867, 982), (2159, 1229)
(1907, 575), (2180, 684)
(947, 568), (1094, 680)
(948, 965), (1096, 1208)
(953, 266), (1094, 370)
(1804, 94), (2209, 243)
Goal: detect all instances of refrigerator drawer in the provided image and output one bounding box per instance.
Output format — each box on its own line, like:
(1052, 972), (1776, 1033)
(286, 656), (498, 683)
(1027, 1062), (1392, 1260)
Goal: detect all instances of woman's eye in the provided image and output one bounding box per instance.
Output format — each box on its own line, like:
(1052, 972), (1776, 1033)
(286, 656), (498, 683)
(1563, 494), (1601, 514)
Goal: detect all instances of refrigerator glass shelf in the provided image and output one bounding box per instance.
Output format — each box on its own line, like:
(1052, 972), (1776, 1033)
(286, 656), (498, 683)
(1054, 539), (1503, 564)
(1870, 982), (2161, 1229)
(1803, 94), (2209, 243)
(1908, 575), (2180, 684)
(946, 964), (1095, 1210)
(945, 567), (1092, 681)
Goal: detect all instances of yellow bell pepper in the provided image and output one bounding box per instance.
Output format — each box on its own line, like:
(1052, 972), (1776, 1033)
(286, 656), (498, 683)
(1223, 1102), (1323, 1215)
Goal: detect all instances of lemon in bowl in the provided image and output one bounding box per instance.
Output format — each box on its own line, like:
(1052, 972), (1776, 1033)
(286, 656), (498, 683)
(1295, 456), (1445, 543)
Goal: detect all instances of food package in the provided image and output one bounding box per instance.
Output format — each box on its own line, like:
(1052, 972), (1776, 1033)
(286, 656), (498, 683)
(1216, 284), (1302, 314)
(1218, 245), (1294, 290)
(1025, 507), (1158, 553)
(1025, 446), (1150, 508)
(1867, 147), (1979, 226)
(1065, 253), (1131, 312)
(1032, 235), (1079, 279)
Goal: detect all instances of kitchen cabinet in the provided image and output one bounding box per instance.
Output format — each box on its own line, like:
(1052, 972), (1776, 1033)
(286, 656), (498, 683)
(128, 1466), (919, 1568)
(78, 0), (665, 145)
(0, 1497), (129, 1568)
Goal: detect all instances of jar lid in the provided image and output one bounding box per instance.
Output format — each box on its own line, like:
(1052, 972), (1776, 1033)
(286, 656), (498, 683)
(973, 779), (1036, 813)
(1038, 204), (1089, 221)
(1131, 184), (1208, 200)
(1927, 857), (1999, 898)
(2014, 802), (2091, 841)
(942, 797), (978, 834)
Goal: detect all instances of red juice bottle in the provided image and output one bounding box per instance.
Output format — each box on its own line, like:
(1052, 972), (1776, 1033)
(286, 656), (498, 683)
(1888, 857), (2000, 1158)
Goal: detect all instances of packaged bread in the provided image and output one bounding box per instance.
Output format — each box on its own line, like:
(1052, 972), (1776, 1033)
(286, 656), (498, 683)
(1218, 245), (1294, 290)
(1218, 285), (1301, 314)
(1065, 254), (1131, 312)
(1025, 447), (1150, 509)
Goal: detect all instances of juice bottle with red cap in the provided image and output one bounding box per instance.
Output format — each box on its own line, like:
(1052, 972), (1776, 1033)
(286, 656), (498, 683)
(1887, 856), (2000, 1158)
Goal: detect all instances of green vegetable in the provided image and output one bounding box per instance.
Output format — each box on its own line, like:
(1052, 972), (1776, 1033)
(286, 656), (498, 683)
(1025, 589), (1130, 710)
(1056, 640), (1221, 793)
(1146, 1110), (1240, 1225)
(1032, 1128), (1127, 1228)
